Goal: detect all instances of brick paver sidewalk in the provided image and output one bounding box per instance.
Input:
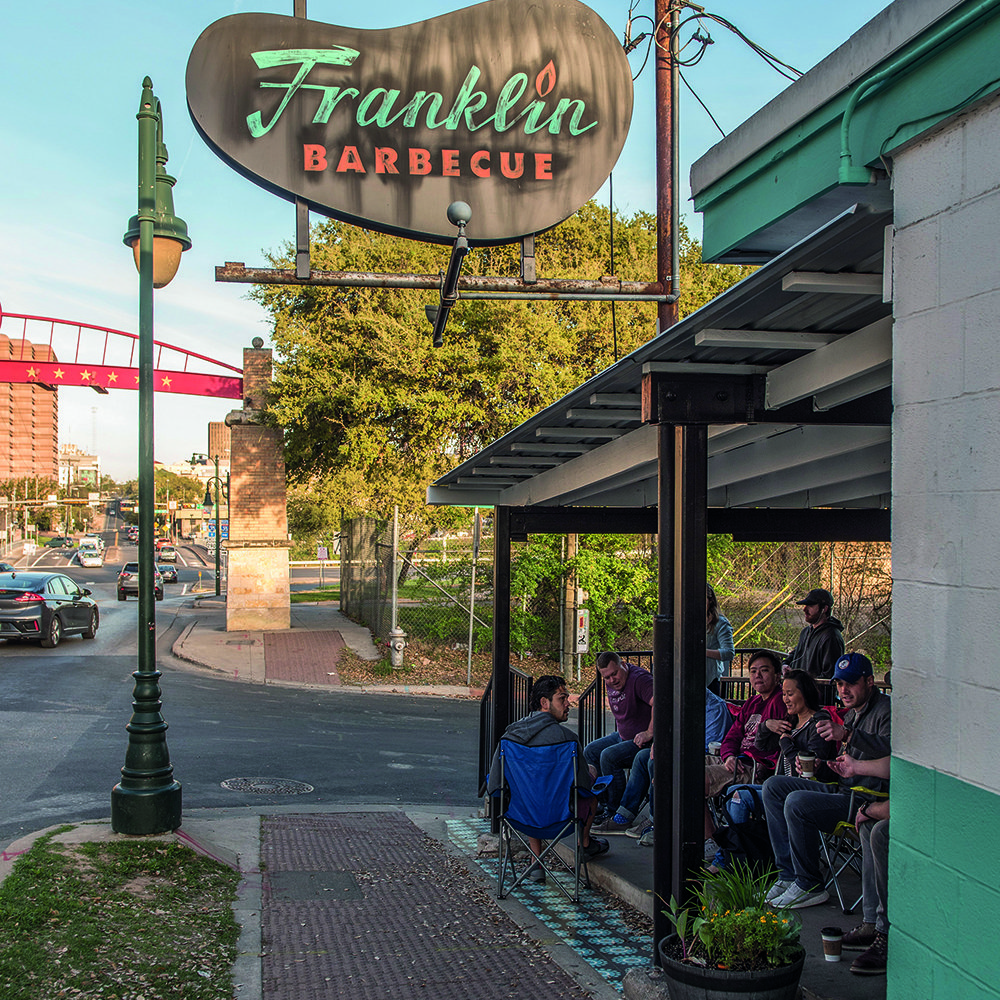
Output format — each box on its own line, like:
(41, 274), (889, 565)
(261, 812), (593, 999)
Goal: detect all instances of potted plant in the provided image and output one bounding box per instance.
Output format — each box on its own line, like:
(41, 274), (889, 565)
(658, 861), (805, 1000)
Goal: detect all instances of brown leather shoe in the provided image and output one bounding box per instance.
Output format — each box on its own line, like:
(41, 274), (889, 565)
(843, 922), (876, 950)
(850, 932), (888, 975)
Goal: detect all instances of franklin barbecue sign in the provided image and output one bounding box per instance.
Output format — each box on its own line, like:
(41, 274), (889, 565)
(186, 0), (633, 244)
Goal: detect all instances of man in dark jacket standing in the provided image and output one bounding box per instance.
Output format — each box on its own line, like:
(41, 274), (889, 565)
(487, 675), (609, 879)
(784, 588), (845, 678)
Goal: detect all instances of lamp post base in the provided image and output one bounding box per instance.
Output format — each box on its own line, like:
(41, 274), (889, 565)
(110, 781), (182, 836)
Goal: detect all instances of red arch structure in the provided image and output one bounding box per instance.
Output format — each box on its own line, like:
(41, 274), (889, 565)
(0, 309), (243, 398)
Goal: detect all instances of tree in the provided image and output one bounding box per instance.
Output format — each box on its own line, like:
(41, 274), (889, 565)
(253, 202), (752, 540)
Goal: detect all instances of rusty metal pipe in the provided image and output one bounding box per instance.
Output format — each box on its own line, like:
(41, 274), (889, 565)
(216, 261), (664, 296)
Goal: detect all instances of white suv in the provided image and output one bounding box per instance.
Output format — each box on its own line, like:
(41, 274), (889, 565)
(78, 546), (104, 568)
(82, 533), (105, 551)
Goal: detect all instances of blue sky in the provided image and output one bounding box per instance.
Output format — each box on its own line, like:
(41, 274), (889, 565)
(1, 0), (891, 479)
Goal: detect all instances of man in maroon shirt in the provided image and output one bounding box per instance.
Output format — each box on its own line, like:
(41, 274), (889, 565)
(583, 652), (654, 820)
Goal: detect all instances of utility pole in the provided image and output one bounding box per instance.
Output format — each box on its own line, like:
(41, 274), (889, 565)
(655, 0), (681, 331)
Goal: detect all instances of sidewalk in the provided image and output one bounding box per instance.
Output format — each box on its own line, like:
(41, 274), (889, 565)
(172, 596), (478, 697)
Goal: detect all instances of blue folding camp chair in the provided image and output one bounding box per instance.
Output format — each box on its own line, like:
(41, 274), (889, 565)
(493, 738), (611, 902)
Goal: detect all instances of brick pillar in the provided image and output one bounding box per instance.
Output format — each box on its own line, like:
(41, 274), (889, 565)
(225, 344), (291, 631)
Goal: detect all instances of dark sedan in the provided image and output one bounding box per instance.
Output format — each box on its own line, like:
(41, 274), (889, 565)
(0, 572), (99, 647)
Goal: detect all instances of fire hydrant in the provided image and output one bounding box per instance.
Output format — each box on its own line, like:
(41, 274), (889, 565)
(388, 626), (407, 668)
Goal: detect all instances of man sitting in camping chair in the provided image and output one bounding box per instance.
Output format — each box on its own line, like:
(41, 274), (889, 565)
(487, 675), (611, 896)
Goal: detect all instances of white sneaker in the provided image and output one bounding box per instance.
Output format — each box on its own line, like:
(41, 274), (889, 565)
(765, 879), (794, 903)
(703, 837), (720, 860)
(772, 884), (831, 909)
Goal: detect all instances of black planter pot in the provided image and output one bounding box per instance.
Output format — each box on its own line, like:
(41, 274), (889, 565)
(657, 935), (805, 1000)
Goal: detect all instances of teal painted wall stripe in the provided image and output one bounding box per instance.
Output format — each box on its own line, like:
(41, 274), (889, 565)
(889, 757), (1000, 1000)
(696, 7), (1000, 260)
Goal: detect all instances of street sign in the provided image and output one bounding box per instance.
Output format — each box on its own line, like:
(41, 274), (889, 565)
(575, 609), (589, 654)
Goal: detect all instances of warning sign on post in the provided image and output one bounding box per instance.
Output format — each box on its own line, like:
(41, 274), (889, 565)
(576, 609), (590, 654)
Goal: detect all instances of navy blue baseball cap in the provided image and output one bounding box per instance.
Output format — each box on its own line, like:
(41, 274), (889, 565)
(834, 652), (874, 683)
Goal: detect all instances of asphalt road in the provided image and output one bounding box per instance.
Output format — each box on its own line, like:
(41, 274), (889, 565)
(0, 537), (481, 848)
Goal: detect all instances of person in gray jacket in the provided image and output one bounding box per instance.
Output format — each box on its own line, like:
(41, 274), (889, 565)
(783, 588), (845, 679)
(761, 652), (890, 909)
(487, 675), (609, 879)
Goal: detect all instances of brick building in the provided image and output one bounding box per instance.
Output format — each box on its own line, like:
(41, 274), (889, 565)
(0, 335), (58, 480)
(207, 421), (231, 464)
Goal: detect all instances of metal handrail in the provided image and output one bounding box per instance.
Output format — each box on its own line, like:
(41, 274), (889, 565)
(722, 646), (892, 706)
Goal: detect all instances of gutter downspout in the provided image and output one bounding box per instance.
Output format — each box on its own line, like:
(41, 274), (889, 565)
(840, 0), (1000, 183)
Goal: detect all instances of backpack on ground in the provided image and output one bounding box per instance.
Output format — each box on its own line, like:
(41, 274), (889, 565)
(713, 783), (774, 872)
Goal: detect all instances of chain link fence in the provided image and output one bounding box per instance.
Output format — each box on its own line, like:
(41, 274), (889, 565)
(339, 514), (892, 672)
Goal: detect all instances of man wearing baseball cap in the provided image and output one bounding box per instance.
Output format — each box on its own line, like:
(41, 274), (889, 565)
(761, 651), (891, 909)
(783, 588), (845, 679)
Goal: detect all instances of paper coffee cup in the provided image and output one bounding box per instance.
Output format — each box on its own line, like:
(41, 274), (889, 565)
(821, 927), (843, 962)
(798, 752), (816, 778)
(708, 742), (722, 756)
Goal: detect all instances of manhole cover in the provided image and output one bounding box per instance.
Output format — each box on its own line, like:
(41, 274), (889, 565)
(220, 777), (314, 795)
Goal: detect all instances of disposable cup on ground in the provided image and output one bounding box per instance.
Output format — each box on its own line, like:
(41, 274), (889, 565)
(821, 927), (843, 962)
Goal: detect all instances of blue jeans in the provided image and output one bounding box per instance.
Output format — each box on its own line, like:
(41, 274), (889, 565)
(616, 747), (654, 821)
(583, 733), (642, 814)
(761, 775), (851, 890)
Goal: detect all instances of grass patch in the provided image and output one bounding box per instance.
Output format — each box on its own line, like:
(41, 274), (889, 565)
(290, 587), (340, 603)
(0, 830), (240, 1000)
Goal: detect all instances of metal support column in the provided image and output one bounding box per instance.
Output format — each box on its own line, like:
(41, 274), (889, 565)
(652, 422), (675, 960)
(490, 506), (512, 834)
(672, 424), (708, 905)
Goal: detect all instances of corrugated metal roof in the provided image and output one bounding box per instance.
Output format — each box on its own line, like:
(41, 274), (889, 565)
(428, 203), (892, 511)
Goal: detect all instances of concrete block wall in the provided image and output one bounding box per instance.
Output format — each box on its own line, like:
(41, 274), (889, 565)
(890, 93), (1000, 999)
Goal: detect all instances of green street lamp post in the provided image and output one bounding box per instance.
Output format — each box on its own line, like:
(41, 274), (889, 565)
(203, 455), (229, 597)
(111, 78), (190, 836)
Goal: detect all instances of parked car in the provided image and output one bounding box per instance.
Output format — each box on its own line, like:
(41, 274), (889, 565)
(158, 545), (178, 563)
(157, 563), (178, 583)
(78, 547), (104, 568)
(117, 562), (163, 601)
(0, 571), (99, 647)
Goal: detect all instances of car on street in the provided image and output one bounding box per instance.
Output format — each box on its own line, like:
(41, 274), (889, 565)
(78, 547), (104, 568)
(117, 562), (163, 601)
(0, 562), (14, 573)
(158, 545), (178, 562)
(46, 536), (75, 548)
(157, 563), (178, 583)
(81, 533), (105, 551)
(0, 571), (99, 647)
